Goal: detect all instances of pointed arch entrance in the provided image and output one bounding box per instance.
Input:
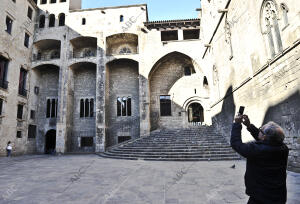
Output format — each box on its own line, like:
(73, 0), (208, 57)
(188, 103), (204, 123)
(45, 129), (56, 154)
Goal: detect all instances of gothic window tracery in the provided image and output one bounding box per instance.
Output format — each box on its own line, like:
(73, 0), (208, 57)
(119, 47), (132, 54)
(261, 0), (283, 58)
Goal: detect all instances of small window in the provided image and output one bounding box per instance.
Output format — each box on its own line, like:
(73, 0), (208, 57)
(51, 99), (56, 117)
(81, 137), (93, 147)
(17, 131), (22, 138)
(50, 0), (56, 3)
(90, 99), (94, 117)
(17, 104), (24, 119)
(203, 76), (209, 86)
(49, 14), (55, 27)
(161, 30), (178, 41)
(58, 13), (65, 26)
(183, 29), (200, 40)
(24, 33), (30, 48)
(39, 15), (45, 28)
(46, 99), (51, 118)
(0, 98), (3, 116)
(0, 56), (9, 90)
(60, 0), (66, 2)
(80, 99), (84, 117)
(120, 15), (124, 22)
(11, 0), (16, 3)
(5, 16), (13, 34)
(82, 18), (86, 25)
(27, 7), (33, 20)
(117, 97), (131, 117)
(160, 95), (171, 116)
(28, 125), (37, 138)
(41, 0), (47, 4)
(18, 68), (27, 96)
(30, 110), (35, 119)
(184, 67), (191, 76)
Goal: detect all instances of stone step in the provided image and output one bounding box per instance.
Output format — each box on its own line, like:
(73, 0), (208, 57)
(108, 150), (235, 155)
(114, 147), (234, 151)
(117, 146), (232, 150)
(102, 152), (240, 159)
(99, 127), (240, 161)
(99, 153), (240, 161)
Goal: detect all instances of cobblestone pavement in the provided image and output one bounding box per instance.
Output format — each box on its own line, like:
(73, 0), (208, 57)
(0, 155), (299, 204)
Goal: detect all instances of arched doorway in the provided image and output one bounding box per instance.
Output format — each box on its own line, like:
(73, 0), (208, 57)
(45, 129), (56, 154)
(188, 103), (204, 123)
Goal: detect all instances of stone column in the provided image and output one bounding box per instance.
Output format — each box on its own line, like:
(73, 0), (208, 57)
(56, 33), (70, 154)
(95, 48), (106, 152)
(139, 70), (150, 137)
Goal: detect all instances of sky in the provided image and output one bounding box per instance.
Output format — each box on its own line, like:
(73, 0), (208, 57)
(82, 0), (201, 21)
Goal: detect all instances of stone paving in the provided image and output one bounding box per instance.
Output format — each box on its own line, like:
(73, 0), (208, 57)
(0, 155), (299, 204)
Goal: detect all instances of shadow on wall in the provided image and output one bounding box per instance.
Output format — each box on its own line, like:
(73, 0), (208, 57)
(262, 90), (300, 171)
(211, 86), (236, 141)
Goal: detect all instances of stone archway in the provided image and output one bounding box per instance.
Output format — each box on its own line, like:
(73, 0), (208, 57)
(188, 103), (204, 123)
(45, 129), (56, 154)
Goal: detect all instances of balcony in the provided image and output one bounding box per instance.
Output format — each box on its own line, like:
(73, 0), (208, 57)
(32, 39), (61, 63)
(32, 51), (60, 62)
(0, 80), (8, 90)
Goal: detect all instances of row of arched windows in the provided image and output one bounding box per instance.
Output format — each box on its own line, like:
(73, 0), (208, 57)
(40, 0), (66, 4)
(39, 13), (65, 28)
(80, 98), (94, 118)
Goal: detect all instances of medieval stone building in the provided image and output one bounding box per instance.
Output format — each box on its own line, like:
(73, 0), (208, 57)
(0, 0), (299, 170)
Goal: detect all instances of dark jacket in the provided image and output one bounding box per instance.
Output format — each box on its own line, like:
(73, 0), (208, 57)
(231, 123), (289, 204)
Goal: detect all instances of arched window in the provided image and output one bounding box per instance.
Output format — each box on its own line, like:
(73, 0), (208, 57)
(51, 99), (56, 117)
(261, 0), (283, 58)
(46, 99), (51, 118)
(90, 99), (94, 117)
(39, 15), (45, 28)
(49, 14), (55, 27)
(85, 99), (89, 117)
(46, 98), (57, 118)
(120, 15), (124, 22)
(281, 4), (289, 28)
(203, 76), (208, 87)
(80, 99), (84, 117)
(58, 13), (65, 26)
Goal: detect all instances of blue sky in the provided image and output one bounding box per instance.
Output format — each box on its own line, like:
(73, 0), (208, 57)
(82, 0), (201, 21)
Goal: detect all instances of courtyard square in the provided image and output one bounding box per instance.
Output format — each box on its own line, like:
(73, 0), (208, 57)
(0, 155), (299, 204)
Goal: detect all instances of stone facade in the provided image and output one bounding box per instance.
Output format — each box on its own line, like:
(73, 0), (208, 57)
(200, 0), (300, 171)
(0, 0), (37, 156)
(0, 0), (299, 170)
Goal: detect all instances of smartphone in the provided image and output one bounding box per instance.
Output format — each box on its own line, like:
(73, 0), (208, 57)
(238, 106), (245, 115)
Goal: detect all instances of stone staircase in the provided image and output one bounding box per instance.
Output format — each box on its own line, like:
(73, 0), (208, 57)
(99, 126), (240, 161)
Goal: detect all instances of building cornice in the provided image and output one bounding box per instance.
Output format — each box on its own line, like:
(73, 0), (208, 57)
(144, 19), (200, 30)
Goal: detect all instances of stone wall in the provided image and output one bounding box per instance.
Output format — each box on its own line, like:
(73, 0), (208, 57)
(71, 63), (96, 152)
(0, 0), (37, 156)
(200, 0), (300, 171)
(105, 59), (140, 147)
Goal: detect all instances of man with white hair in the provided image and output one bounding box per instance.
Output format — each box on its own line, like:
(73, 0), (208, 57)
(231, 114), (289, 204)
